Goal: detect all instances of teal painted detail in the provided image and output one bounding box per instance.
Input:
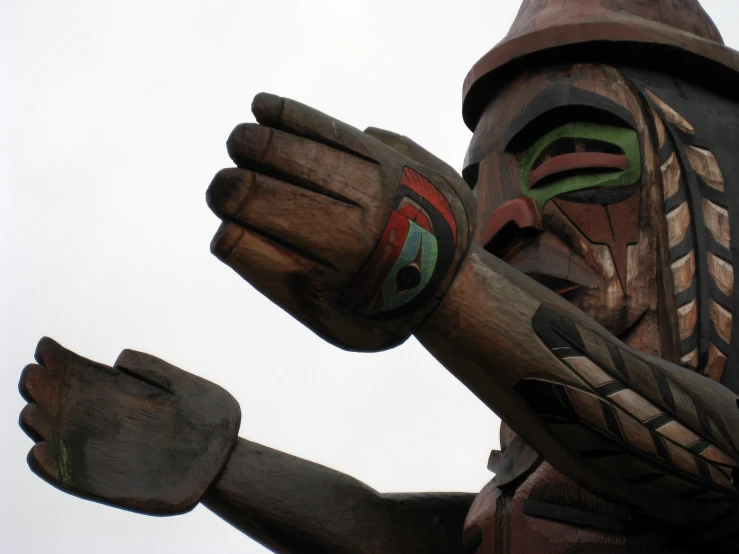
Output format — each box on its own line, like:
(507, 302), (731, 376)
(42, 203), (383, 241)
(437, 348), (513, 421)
(381, 221), (438, 312)
(520, 122), (641, 211)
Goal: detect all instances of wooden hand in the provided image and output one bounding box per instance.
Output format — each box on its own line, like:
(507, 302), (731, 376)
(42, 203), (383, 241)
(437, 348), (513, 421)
(207, 93), (475, 352)
(18, 337), (240, 515)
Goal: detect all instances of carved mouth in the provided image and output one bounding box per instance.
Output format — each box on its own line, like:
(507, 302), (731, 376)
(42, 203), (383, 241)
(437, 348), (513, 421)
(500, 232), (600, 298)
(526, 273), (583, 297)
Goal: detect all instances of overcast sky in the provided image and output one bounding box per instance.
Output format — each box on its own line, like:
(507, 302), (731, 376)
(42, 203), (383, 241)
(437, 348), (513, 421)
(2, 1), (738, 553)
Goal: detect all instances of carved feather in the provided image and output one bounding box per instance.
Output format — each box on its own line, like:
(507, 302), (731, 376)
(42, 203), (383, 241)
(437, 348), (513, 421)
(647, 91), (732, 383)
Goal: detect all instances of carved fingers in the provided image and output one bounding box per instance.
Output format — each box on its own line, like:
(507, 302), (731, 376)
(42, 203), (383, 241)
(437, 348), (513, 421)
(20, 343), (63, 413)
(251, 92), (380, 163)
(207, 168), (374, 273)
(19, 403), (54, 443)
(19, 338), (69, 443)
(18, 338), (240, 514)
(19, 338), (140, 491)
(18, 365), (58, 479)
(209, 99), (394, 296)
(208, 93), (474, 350)
(207, 96), (405, 350)
(226, 123), (384, 207)
(19, 338), (81, 488)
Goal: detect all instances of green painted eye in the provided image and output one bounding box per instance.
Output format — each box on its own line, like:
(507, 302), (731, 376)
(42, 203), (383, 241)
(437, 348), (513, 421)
(520, 122), (641, 210)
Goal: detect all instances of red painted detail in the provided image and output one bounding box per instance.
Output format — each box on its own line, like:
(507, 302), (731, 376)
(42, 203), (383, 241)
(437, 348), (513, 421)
(528, 153), (630, 188)
(482, 197), (542, 247)
(397, 203), (432, 233)
(345, 210), (410, 314)
(400, 167), (457, 244)
(554, 192), (640, 292)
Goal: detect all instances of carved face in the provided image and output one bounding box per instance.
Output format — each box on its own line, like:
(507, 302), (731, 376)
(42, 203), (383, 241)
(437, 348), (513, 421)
(465, 64), (664, 350)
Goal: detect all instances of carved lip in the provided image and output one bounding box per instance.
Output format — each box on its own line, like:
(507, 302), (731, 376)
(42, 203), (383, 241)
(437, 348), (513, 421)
(503, 233), (601, 296)
(529, 152), (629, 188)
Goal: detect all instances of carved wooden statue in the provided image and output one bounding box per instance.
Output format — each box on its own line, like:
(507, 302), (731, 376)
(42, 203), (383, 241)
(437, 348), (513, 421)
(18, 0), (739, 552)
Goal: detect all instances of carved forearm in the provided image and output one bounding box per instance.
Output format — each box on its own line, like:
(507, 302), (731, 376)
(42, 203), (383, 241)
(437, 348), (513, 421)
(202, 438), (474, 553)
(415, 246), (739, 536)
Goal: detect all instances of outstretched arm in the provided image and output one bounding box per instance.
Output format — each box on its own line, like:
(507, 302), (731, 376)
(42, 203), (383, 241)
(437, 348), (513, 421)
(203, 438), (474, 554)
(415, 245), (739, 541)
(19, 94), (482, 552)
(18, 338), (473, 553)
(198, 89), (739, 545)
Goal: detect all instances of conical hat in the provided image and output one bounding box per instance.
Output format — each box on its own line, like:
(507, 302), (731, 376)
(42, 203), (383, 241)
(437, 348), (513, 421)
(463, 0), (739, 130)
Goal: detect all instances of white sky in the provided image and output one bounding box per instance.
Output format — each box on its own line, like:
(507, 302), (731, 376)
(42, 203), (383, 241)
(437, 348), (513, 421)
(2, 1), (738, 552)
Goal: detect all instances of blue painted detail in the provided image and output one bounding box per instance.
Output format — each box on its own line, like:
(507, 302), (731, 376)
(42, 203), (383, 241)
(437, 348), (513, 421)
(381, 221), (438, 311)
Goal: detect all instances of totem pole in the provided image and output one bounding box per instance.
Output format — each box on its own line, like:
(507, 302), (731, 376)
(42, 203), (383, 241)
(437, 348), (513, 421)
(18, 0), (739, 552)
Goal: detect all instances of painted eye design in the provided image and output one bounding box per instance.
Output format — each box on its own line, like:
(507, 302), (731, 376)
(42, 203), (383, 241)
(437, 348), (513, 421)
(396, 265), (422, 291)
(520, 122), (641, 210)
(528, 137), (628, 188)
(345, 167), (458, 317)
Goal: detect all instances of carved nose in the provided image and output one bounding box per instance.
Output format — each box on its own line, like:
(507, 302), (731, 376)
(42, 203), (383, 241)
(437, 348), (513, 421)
(481, 197), (542, 256)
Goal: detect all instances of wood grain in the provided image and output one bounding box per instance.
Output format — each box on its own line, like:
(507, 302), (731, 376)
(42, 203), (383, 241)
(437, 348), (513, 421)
(703, 198), (731, 249)
(646, 91), (696, 135)
(671, 252), (695, 295)
(708, 253), (733, 298)
(661, 152), (681, 200)
(686, 146), (724, 192)
(204, 438), (474, 554)
(666, 202), (691, 249)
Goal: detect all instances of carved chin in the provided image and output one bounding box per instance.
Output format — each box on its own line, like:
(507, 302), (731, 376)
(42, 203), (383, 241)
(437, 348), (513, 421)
(567, 284), (648, 339)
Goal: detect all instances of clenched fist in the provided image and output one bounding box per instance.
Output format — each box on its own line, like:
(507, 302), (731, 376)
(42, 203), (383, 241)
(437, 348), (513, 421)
(207, 93), (475, 351)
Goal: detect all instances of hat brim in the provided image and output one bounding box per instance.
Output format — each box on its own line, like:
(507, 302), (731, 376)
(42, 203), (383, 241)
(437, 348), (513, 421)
(462, 18), (739, 130)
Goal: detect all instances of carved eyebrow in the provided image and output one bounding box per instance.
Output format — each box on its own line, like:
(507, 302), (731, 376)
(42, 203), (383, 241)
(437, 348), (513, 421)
(504, 83), (638, 151)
